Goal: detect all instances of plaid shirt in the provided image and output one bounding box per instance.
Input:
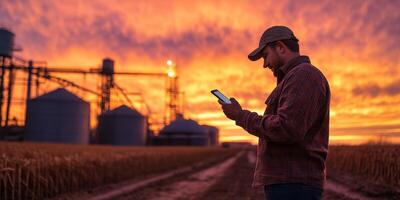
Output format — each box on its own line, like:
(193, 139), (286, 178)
(235, 56), (330, 189)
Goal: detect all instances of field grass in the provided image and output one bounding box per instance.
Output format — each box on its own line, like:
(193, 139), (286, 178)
(327, 144), (400, 188)
(2, 142), (399, 200)
(0, 142), (236, 200)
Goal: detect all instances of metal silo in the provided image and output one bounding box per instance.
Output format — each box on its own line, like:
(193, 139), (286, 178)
(158, 118), (209, 146)
(97, 105), (147, 146)
(0, 28), (14, 57)
(25, 88), (90, 144)
(203, 125), (219, 146)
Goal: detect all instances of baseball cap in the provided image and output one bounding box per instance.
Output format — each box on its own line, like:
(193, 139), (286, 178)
(248, 26), (298, 61)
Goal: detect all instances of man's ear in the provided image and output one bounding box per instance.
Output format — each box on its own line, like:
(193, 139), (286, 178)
(276, 41), (286, 54)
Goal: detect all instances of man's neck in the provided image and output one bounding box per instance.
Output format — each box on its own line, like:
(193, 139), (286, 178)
(282, 53), (300, 65)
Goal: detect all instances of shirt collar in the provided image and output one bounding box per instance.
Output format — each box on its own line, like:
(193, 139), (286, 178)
(277, 55), (311, 83)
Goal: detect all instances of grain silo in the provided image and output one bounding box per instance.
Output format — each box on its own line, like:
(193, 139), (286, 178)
(157, 118), (210, 146)
(97, 105), (147, 146)
(25, 88), (90, 144)
(203, 125), (219, 146)
(0, 28), (14, 57)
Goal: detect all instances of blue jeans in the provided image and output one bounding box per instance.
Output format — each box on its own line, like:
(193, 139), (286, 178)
(264, 183), (323, 200)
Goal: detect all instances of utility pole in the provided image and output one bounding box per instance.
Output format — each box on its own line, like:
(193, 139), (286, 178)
(0, 57), (5, 127)
(26, 60), (33, 101)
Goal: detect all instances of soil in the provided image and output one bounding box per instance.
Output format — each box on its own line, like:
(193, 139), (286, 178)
(53, 148), (400, 200)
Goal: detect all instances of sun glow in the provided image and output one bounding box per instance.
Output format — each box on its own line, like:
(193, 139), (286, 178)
(1, 0), (399, 144)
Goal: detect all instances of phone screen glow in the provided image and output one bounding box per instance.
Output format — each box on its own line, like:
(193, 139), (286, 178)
(213, 90), (231, 104)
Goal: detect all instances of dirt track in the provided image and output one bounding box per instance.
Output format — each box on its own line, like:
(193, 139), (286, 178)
(54, 149), (399, 200)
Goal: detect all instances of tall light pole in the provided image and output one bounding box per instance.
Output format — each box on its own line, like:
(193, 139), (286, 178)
(165, 60), (179, 124)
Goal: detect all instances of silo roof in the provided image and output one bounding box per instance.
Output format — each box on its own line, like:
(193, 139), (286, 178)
(160, 119), (208, 134)
(33, 88), (86, 102)
(0, 28), (14, 35)
(103, 105), (143, 117)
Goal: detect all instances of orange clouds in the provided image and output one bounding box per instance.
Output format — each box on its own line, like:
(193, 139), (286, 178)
(1, 0), (399, 144)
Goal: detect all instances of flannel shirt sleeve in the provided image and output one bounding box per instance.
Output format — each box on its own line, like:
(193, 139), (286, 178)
(235, 68), (325, 143)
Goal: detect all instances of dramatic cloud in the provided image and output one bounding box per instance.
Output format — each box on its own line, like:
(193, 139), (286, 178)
(1, 0), (399, 144)
(352, 79), (400, 97)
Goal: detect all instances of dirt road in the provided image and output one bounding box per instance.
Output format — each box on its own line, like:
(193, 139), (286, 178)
(55, 149), (399, 200)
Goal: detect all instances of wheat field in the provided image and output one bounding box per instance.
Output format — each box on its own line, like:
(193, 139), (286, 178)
(327, 144), (400, 188)
(1, 142), (399, 199)
(0, 142), (236, 200)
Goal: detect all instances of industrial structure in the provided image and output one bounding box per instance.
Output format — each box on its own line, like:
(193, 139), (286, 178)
(150, 115), (219, 146)
(0, 27), (219, 146)
(25, 88), (90, 144)
(203, 125), (219, 146)
(0, 28), (17, 128)
(97, 105), (147, 146)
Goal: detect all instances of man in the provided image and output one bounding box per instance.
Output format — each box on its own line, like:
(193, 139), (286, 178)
(218, 26), (330, 200)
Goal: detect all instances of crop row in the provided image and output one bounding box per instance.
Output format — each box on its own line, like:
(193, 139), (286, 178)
(0, 142), (236, 199)
(327, 144), (400, 188)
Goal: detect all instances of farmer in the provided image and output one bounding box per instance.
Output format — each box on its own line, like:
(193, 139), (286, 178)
(218, 26), (330, 200)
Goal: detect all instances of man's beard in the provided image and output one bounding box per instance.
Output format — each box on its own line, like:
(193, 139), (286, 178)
(271, 58), (284, 77)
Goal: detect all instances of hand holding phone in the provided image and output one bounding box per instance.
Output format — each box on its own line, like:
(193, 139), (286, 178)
(211, 89), (231, 104)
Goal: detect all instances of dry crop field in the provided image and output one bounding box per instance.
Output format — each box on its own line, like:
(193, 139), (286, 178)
(0, 142), (236, 200)
(1, 142), (399, 200)
(327, 144), (400, 189)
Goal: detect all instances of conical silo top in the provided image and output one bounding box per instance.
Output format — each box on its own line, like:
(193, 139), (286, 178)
(33, 88), (86, 102)
(103, 105), (143, 117)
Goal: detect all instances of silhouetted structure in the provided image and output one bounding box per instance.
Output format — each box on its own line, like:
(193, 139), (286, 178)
(0, 28), (14, 57)
(203, 125), (219, 146)
(25, 88), (90, 144)
(0, 28), (184, 143)
(97, 105), (147, 146)
(151, 117), (212, 146)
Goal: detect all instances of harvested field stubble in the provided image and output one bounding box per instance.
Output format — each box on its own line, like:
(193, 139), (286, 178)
(0, 142), (236, 199)
(327, 144), (400, 188)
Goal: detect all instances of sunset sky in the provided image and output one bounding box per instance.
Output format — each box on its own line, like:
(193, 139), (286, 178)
(1, 0), (399, 144)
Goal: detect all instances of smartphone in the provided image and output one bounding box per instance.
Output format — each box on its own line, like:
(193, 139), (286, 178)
(211, 89), (231, 104)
